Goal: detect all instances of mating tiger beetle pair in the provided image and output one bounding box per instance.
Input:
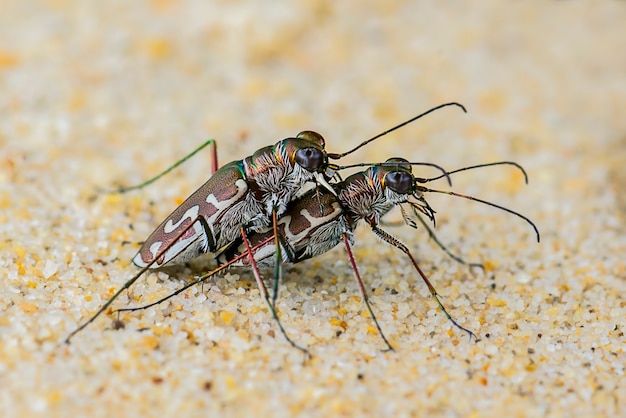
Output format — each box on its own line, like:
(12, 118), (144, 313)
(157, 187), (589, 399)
(65, 102), (540, 357)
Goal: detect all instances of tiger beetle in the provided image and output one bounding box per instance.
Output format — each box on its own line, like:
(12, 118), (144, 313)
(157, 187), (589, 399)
(119, 158), (540, 354)
(64, 103), (466, 352)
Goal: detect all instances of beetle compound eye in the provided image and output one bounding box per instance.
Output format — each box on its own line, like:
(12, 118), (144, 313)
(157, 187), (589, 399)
(384, 157), (411, 171)
(296, 131), (325, 147)
(385, 171), (413, 194)
(295, 147), (325, 172)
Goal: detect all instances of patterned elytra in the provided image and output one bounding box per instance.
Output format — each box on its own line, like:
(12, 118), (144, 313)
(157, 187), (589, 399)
(218, 187), (344, 267)
(133, 133), (335, 268)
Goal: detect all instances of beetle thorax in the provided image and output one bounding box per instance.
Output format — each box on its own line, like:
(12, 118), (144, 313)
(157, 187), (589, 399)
(339, 170), (408, 227)
(243, 143), (317, 216)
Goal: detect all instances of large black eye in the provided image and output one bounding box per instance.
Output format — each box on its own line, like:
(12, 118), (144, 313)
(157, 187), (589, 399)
(385, 171), (413, 194)
(295, 147), (325, 172)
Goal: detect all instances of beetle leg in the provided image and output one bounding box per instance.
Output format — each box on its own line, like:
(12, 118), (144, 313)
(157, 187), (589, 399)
(410, 209), (485, 272)
(107, 139), (218, 194)
(240, 226), (311, 359)
(369, 225), (477, 342)
(271, 208), (283, 308)
(65, 217), (207, 343)
(115, 235), (276, 314)
(341, 233), (394, 352)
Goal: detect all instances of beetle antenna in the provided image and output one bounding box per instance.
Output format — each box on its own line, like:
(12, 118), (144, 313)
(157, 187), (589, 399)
(328, 102), (467, 160)
(419, 161), (528, 184)
(417, 186), (540, 242)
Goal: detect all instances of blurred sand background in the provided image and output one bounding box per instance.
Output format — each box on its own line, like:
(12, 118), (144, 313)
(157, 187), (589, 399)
(1, 1), (625, 417)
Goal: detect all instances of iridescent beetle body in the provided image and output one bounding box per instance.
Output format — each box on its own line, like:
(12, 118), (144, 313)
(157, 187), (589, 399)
(64, 102), (488, 351)
(219, 159), (433, 267)
(132, 133), (334, 268)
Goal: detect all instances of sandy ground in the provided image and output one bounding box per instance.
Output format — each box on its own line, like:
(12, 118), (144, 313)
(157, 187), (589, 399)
(1, 1), (625, 417)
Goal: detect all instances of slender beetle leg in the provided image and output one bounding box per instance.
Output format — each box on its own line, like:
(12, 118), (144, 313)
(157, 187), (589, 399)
(239, 227), (311, 359)
(370, 224), (477, 341)
(341, 233), (394, 352)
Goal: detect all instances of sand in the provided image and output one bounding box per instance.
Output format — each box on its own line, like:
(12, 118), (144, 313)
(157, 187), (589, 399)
(1, 1), (625, 417)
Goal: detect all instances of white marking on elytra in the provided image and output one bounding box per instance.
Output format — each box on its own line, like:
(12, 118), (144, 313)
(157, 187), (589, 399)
(164, 205), (200, 233)
(160, 221), (207, 264)
(280, 202), (342, 244)
(205, 179), (248, 223)
(240, 200), (344, 266)
(149, 241), (163, 259)
(245, 242), (288, 264)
